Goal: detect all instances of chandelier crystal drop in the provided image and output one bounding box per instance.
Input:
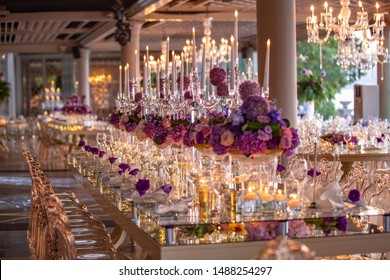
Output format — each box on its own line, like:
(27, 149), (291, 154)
(306, 0), (389, 72)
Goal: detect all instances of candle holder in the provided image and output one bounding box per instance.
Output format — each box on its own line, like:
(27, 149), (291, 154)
(274, 183), (287, 217)
(285, 178), (304, 217)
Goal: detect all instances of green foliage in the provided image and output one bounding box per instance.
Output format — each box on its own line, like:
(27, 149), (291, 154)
(0, 79), (10, 104)
(297, 37), (355, 119)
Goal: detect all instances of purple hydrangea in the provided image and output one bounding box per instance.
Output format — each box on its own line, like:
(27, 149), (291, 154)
(290, 128), (300, 150)
(348, 189), (360, 203)
(168, 124), (187, 143)
(209, 67), (227, 86)
(183, 131), (195, 147)
(268, 107), (282, 123)
(176, 75), (191, 90)
(240, 95), (270, 121)
(238, 80), (261, 100)
(153, 122), (168, 145)
(210, 125), (231, 155)
(229, 110), (244, 126)
(350, 136), (359, 145)
(109, 113), (121, 126)
(216, 82), (229, 97)
(135, 179), (150, 196)
(184, 90), (193, 100)
(237, 131), (267, 155)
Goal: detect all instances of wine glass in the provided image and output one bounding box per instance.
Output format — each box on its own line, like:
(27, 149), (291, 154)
(289, 157), (308, 184)
(343, 131), (352, 151)
(96, 132), (106, 150)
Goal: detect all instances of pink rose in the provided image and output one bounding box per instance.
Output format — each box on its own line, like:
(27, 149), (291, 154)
(280, 127), (293, 138)
(279, 134), (292, 149)
(162, 117), (171, 128)
(220, 130), (235, 146)
(201, 125), (212, 137)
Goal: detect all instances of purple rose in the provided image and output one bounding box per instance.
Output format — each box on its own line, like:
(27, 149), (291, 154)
(90, 147), (99, 155)
(78, 140), (86, 147)
(348, 189), (360, 203)
(277, 164), (286, 172)
(307, 168), (321, 177)
(161, 184), (172, 194)
(84, 145), (91, 152)
(98, 151), (106, 158)
(336, 217), (347, 231)
(135, 179), (150, 196)
(129, 168), (140, 176)
(108, 157), (117, 164)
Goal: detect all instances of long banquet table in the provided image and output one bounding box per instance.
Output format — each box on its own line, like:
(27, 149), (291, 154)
(70, 166), (390, 260)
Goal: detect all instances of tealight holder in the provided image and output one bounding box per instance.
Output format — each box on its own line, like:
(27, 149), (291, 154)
(274, 183), (287, 217)
(285, 178), (304, 217)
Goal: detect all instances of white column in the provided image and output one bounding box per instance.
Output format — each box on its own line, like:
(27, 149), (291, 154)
(77, 48), (91, 106)
(378, 26), (390, 119)
(6, 53), (16, 118)
(121, 21), (143, 90)
(257, 0), (297, 127)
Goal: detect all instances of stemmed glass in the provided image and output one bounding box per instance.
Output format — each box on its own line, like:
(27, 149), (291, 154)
(289, 157), (308, 208)
(343, 131), (352, 152)
(96, 132), (106, 151)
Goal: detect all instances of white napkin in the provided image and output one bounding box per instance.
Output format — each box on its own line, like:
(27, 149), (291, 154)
(131, 188), (168, 204)
(154, 197), (193, 215)
(318, 181), (344, 209)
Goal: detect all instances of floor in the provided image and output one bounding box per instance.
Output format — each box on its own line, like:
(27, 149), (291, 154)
(0, 137), (136, 260)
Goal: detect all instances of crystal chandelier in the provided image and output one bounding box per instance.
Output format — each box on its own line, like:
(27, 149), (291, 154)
(306, 0), (389, 72)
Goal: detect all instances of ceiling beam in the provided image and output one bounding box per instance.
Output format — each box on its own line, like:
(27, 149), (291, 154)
(0, 11), (113, 22)
(0, 42), (75, 53)
(138, 11), (257, 22)
(78, 21), (117, 47)
(126, 0), (175, 18)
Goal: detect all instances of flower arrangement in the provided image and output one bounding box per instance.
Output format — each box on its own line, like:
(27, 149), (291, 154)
(305, 216), (348, 235)
(61, 94), (92, 115)
(183, 110), (226, 148)
(209, 67), (229, 97)
(321, 132), (359, 146)
(297, 69), (327, 104)
(209, 80), (300, 158)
